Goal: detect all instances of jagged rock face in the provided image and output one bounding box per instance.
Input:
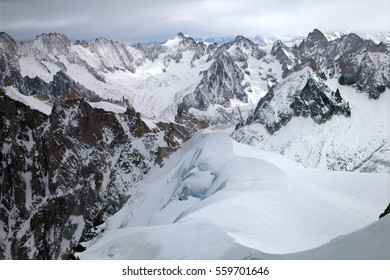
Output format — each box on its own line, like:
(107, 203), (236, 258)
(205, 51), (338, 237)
(271, 40), (299, 78)
(379, 203), (390, 219)
(74, 40), (89, 48)
(224, 35), (266, 62)
(1, 33), (103, 100)
(1, 90), (51, 259)
(0, 32), (20, 73)
(135, 44), (167, 62)
(90, 38), (144, 72)
(163, 33), (211, 65)
(247, 68), (350, 134)
(0, 33), (24, 91)
(49, 71), (100, 101)
(356, 52), (390, 99)
(34, 33), (71, 57)
(182, 51), (247, 110)
(327, 33), (368, 59)
(191, 42), (211, 65)
(306, 28), (329, 50)
(177, 32), (197, 52)
(270, 29), (390, 99)
(337, 51), (390, 99)
(0, 88), (203, 259)
(20, 33), (106, 83)
(290, 79), (350, 123)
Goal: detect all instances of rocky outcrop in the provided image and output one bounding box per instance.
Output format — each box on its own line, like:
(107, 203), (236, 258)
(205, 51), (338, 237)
(182, 50), (248, 110)
(299, 28), (329, 56)
(274, 29), (390, 99)
(0, 33), (102, 101)
(49, 71), (100, 101)
(0, 88), (202, 259)
(0, 32), (24, 91)
(379, 203), (390, 219)
(90, 37), (144, 73)
(247, 68), (351, 134)
(224, 35), (266, 62)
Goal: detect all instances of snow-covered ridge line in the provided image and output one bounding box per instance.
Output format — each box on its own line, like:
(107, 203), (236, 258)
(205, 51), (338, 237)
(3, 86), (52, 115)
(3, 86), (133, 116)
(88, 101), (127, 113)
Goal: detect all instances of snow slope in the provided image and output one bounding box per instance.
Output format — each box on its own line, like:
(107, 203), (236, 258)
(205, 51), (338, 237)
(284, 214), (390, 260)
(79, 132), (389, 259)
(4, 86), (52, 115)
(245, 214), (390, 260)
(233, 83), (390, 173)
(17, 36), (212, 122)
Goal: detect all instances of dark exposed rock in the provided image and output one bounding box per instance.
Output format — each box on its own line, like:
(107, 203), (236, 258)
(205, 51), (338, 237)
(248, 69), (350, 134)
(271, 40), (298, 78)
(0, 86), (202, 259)
(35, 33), (71, 54)
(182, 50), (247, 111)
(135, 43), (167, 62)
(290, 79), (350, 123)
(269, 29), (390, 98)
(226, 35), (266, 61)
(90, 37), (143, 73)
(74, 40), (89, 48)
(379, 203), (390, 219)
(0, 32), (104, 99)
(178, 33), (197, 52)
(191, 42), (209, 65)
(49, 71), (100, 101)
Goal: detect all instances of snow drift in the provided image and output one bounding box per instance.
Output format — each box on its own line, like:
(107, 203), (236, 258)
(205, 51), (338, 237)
(79, 132), (390, 259)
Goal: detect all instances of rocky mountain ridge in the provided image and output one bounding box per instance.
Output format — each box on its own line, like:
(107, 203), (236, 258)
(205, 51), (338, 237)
(2, 30), (389, 120)
(0, 86), (204, 259)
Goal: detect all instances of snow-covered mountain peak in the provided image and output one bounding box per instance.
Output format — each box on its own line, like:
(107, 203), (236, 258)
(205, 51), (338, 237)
(34, 32), (71, 50)
(330, 32), (368, 56)
(247, 67), (350, 133)
(88, 37), (144, 73)
(324, 31), (348, 41)
(0, 32), (18, 51)
(223, 35), (266, 61)
(161, 33), (208, 59)
(307, 28), (328, 44)
(163, 32), (193, 49)
(301, 28), (329, 52)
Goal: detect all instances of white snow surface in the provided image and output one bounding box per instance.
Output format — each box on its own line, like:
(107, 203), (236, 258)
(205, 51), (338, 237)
(88, 101), (127, 113)
(233, 80), (390, 173)
(79, 132), (389, 260)
(4, 86), (52, 115)
(281, 214), (390, 260)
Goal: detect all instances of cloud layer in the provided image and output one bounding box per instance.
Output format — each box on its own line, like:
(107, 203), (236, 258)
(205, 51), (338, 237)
(1, 0), (389, 43)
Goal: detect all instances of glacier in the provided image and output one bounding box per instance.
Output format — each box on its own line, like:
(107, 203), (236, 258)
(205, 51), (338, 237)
(78, 132), (390, 259)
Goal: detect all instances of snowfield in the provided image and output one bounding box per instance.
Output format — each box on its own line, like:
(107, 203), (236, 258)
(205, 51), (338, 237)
(4, 86), (52, 115)
(78, 132), (390, 260)
(233, 85), (390, 173)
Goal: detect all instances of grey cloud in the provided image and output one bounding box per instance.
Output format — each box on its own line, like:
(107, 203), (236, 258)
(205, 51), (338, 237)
(1, 0), (389, 43)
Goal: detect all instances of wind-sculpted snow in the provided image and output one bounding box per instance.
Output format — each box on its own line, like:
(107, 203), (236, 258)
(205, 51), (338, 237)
(78, 132), (389, 259)
(248, 215), (390, 260)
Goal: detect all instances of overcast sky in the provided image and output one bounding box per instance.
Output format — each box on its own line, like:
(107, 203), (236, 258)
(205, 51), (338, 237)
(1, 0), (389, 43)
